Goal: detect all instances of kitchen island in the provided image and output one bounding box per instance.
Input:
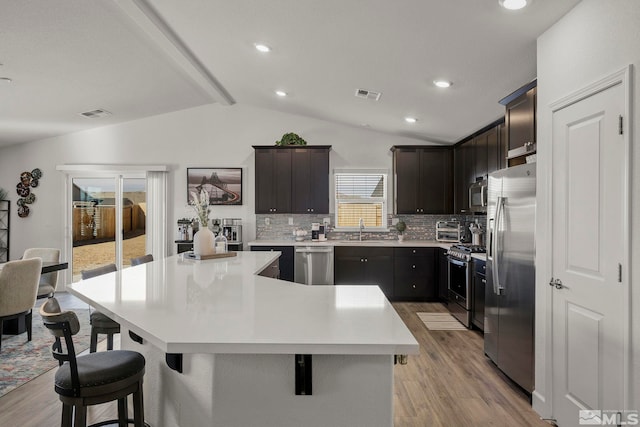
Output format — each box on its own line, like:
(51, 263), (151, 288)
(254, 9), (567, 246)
(67, 251), (418, 427)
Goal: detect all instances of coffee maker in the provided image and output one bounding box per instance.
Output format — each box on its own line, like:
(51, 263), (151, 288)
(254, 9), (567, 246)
(311, 223), (320, 241)
(221, 218), (242, 244)
(311, 223), (326, 242)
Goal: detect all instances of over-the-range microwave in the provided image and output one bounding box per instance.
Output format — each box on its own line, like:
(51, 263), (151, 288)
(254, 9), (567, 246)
(469, 179), (487, 213)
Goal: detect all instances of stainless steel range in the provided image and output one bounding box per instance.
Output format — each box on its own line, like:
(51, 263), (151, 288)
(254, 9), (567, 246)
(447, 244), (486, 328)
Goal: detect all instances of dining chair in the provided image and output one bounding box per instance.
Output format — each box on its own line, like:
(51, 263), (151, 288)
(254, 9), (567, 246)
(80, 264), (120, 353)
(23, 247), (61, 298)
(130, 254), (153, 266)
(0, 258), (42, 352)
(40, 297), (146, 427)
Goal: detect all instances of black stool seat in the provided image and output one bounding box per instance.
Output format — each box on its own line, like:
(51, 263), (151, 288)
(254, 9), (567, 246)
(89, 311), (120, 353)
(40, 298), (146, 427)
(90, 311), (120, 329)
(81, 264), (121, 353)
(55, 350), (144, 397)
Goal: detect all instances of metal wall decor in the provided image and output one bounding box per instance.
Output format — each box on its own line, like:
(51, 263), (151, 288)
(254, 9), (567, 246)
(16, 168), (42, 217)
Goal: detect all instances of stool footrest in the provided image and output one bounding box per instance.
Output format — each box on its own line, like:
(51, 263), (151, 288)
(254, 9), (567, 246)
(88, 419), (150, 427)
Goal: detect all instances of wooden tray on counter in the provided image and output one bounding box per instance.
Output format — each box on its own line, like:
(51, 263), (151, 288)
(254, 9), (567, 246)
(184, 251), (237, 260)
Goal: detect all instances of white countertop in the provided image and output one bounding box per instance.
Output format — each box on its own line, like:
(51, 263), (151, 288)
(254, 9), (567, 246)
(67, 252), (419, 356)
(249, 239), (452, 249)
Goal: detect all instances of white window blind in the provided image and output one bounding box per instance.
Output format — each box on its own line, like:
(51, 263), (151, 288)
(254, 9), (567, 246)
(334, 172), (387, 229)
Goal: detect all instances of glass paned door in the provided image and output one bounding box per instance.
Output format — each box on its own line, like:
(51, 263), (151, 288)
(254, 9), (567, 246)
(122, 178), (147, 267)
(72, 178), (117, 281)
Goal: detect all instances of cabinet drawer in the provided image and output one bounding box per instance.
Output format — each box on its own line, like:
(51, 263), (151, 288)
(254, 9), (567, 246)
(335, 246), (392, 258)
(394, 247), (431, 257)
(394, 259), (430, 278)
(394, 278), (429, 298)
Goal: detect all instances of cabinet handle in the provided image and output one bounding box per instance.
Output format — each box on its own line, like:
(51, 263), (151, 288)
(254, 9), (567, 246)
(482, 279), (486, 284)
(412, 265), (416, 269)
(412, 249), (416, 254)
(482, 265), (486, 271)
(412, 284), (416, 289)
(310, 208), (314, 212)
(364, 258), (368, 262)
(360, 258), (364, 262)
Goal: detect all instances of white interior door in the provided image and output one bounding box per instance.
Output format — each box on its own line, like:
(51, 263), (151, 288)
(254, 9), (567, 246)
(551, 76), (629, 426)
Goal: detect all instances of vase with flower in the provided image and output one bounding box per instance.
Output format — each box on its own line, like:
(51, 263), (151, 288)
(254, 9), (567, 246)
(190, 189), (215, 256)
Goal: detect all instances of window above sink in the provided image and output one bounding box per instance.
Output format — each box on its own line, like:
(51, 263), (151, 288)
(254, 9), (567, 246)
(334, 169), (388, 231)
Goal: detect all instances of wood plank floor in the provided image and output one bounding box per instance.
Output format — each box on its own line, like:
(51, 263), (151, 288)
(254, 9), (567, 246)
(0, 298), (549, 426)
(393, 302), (548, 427)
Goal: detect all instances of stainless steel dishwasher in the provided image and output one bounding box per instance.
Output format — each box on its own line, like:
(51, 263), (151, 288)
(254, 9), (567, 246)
(294, 246), (334, 285)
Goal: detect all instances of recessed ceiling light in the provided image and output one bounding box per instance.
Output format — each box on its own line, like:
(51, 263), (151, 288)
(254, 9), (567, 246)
(0, 77), (13, 84)
(254, 43), (271, 53)
(499, 0), (528, 10)
(405, 117), (417, 124)
(275, 90), (287, 97)
(433, 80), (452, 88)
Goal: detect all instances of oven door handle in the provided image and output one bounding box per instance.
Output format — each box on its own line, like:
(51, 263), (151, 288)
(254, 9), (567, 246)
(447, 257), (466, 267)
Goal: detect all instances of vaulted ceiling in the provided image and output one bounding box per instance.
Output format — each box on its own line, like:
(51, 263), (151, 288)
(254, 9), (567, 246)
(0, 0), (581, 148)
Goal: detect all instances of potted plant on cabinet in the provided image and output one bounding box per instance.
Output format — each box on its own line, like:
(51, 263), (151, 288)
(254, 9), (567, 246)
(395, 220), (406, 242)
(275, 132), (307, 146)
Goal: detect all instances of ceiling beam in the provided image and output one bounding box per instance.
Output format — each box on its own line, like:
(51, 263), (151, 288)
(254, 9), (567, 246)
(111, 0), (235, 106)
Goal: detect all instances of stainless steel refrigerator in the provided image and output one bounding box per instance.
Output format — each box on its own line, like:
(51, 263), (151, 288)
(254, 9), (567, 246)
(485, 162), (536, 393)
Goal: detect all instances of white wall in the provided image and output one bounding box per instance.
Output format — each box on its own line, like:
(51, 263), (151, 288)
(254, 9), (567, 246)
(535, 0), (640, 416)
(0, 102), (435, 280)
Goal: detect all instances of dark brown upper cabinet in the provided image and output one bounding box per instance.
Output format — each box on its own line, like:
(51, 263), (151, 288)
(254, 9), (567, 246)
(253, 146), (331, 214)
(500, 80), (537, 166)
(473, 132), (488, 181)
(392, 146), (453, 214)
(453, 141), (473, 214)
(487, 123), (506, 173)
(453, 119), (505, 213)
(291, 147), (330, 214)
(254, 147), (292, 214)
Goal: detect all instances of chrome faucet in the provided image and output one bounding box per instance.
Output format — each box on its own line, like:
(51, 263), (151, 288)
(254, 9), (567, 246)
(358, 218), (364, 241)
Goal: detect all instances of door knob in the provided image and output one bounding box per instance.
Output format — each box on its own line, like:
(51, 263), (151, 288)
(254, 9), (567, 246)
(549, 277), (563, 289)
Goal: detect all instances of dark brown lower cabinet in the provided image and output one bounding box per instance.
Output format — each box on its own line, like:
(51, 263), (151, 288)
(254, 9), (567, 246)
(250, 246), (295, 282)
(334, 247), (394, 298)
(393, 247), (437, 301)
(335, 246), (441, 301)
(438, 248), (449, 302)
(472, 259), (486, 331)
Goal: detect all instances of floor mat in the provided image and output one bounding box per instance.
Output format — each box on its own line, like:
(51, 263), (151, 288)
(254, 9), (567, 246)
(416, 312), (468, 331)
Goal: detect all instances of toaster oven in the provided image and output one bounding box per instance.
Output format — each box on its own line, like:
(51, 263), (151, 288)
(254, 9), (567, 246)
(436, 220), (461, 242)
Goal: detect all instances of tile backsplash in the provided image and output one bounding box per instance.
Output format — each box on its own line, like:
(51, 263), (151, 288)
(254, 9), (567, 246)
(255, 214), (486, 242)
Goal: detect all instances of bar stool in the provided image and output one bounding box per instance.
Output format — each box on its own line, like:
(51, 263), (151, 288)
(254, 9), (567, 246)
(130, 254), (153, 266)
(81, 264), (120, 352)
(40, 297), (146, 427)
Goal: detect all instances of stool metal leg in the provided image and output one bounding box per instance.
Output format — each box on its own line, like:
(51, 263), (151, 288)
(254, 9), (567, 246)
(90, 328), (98, 353)
(117, 397), (128, 427)
(74, 405), (87, 427)
(133, 383), (144, 427)
(61, 403), (73, 427)
(107, 333), (114, 351)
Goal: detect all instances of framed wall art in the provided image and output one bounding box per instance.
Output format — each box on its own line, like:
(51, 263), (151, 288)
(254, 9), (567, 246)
(187, 168), (242, 205)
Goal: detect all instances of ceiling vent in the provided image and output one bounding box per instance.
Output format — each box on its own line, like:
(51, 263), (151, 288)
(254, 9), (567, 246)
(355, 89), (382, 101)
(79, 109), (112, 119)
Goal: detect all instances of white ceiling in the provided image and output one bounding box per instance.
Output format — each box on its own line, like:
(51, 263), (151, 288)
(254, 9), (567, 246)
(0, 0), (581, 148)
